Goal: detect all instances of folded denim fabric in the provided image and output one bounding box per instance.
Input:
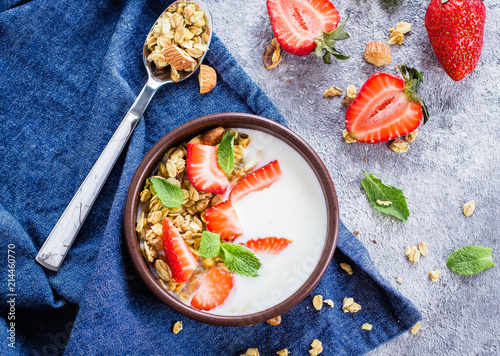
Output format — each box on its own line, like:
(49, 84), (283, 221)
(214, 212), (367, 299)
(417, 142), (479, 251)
(0, 1), (421, 355)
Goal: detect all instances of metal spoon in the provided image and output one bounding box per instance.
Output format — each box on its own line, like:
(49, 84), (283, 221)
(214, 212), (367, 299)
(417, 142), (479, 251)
(36, 0), (213, 272)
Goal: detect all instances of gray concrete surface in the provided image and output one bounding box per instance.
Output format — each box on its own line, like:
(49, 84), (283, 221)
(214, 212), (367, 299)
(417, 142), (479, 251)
(205, 0), (500, 354)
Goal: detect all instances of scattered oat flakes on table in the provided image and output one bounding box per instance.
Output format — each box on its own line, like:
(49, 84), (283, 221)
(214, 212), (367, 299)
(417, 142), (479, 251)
(324, 299), (334, 308)
(309, 339), (323, 356)
(390, 139), (409, 153)
(340, 262), (353, 275)
(407, 246), (421, 264)
(341, 85), (357, 105)
(463, 200), (476, 217)
(418, 242), (428, 256)
(342, 297), (362, 313)
(429, 270), (441, 282)
(405, 129), (418, 143)
(277, 349), (289, 356)
(342, 130), (357, 143)
(396, 276), (403, 284)
(267, 315), (282, 326)
(362, 323), (373, 330)
(241, 348), (260, 356)
(313, 295), (323, 310)
(172, 321), (183, 334)
(410, 321), (421, 335)
(323, 86), (343, 97)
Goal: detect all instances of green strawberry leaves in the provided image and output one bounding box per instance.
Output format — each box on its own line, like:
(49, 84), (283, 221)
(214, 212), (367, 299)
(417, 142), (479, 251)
(399, 63), (430, 124)
(313, 15), (350, 64)
(447, 245), (495, 275)
(361, 172), (410, 222)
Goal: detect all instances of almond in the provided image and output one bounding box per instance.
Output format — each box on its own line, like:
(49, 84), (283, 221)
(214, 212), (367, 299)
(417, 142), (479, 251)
(162, 44), (196, 71)
(363, 41), (392, 67)
(198, 64), (217, 94)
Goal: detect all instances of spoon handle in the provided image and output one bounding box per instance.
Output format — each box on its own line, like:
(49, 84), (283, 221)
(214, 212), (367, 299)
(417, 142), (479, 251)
(36, 81), (159, 272)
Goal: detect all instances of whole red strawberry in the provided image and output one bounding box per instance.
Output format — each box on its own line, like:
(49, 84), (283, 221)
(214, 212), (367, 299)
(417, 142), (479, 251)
(425, 0), (486, 81)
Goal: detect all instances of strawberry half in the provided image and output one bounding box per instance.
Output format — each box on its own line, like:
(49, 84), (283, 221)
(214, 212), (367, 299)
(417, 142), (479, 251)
(191, 267), (234, 311)
(205, 201), (243, 241)
(245, 237), (292, 255)
(425, 0), (485, 81)
(161, 218), (198, 283)
(229, 160), (282, 203)
(267, 0), (350, 63)
(186, 143), (229, 194)
(345, 64), (429, 144)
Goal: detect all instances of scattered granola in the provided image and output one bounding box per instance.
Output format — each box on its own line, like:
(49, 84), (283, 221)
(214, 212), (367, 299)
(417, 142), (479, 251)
(463, 200), (476, 217)
(263, 38), (282, 70)
(410, 321), (421, 335)
(408, 247), (421, 264)
(342, 297), (362, 313)
(429, 270), (441, 282)
(405, 246), (411, 256)
(396, 276), (403, 284)
(340, 262), (353, 275)
(363, 41), (392, 67)
(324, 299), (334, 308)
(313, 295), (324, 310)
(309, 339), (323, 356)
(390, 139), (409, 153)
(341, 85), (357, 105)
(353, 230), (359, 236)
(267, 315), (282, 326)
(418, 242), (428, 256)
(323, 86), (343, 97)
(362, 323), (373, 330)
(242, 348), (260, 356)
(277, 349), (289, 356)
(405, 129), (419, 143)
(342, 130), (357, 143)
(172, 321), (183, 334)
(388, 22), (411, 45)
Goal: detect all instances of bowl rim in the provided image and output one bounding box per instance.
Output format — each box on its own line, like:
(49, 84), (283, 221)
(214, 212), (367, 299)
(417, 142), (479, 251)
(123, 112), (339, 326)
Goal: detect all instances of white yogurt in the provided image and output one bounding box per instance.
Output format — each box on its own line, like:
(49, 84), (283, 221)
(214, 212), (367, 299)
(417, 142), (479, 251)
(207, 128), (328, 316)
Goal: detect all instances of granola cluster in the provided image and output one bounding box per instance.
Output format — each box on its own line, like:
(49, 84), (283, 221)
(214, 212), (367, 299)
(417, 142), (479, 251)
(145, 1), (210, 82)
(136, 128), (253, 300)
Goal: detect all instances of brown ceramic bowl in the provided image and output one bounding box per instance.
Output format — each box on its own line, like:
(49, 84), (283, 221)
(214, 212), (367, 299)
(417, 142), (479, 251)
(123, 112), (339, 326)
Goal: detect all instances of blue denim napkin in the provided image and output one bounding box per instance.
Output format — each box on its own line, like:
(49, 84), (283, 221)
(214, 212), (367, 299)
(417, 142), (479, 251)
(0, 1), (421, 355)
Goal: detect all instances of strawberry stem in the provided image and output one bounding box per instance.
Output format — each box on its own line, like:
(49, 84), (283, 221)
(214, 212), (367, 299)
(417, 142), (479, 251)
(313, 14), (350, 64)
(398, 64), (430, 124)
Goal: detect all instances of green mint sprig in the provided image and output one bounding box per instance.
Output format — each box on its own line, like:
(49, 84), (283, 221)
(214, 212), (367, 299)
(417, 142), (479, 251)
(447, 245), (495, 275)
(361, 172), (410, 222)
(217, 131), (235, 175)
(150, 177), (184, 209)
(199, 231), (261, 277)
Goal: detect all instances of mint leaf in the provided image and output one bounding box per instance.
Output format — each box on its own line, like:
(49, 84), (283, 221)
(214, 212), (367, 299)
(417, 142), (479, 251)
(150, 177), (184, 209)
(220, 243), (261, 277)
(199, 231), (221, 258)
(447, 245), (495, 275)
(217, 131), (235, 174)
(361, 172), (409, 222)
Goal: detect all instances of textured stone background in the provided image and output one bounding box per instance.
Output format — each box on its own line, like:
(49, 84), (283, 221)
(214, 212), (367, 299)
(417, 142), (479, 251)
(204, 0), (500, 354)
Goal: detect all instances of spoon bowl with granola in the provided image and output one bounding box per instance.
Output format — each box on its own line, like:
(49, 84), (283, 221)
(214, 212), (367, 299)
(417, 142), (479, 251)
(124, 113), (339, 326)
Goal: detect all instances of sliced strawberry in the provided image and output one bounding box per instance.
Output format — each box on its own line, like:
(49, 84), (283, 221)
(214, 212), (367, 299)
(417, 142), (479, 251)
(204, 201), (242, 241)
(229, 160), (282, 203)
(267, 0), (349, 63)
(245, 237), (292, 255)
(191, 267), (234, 311)
(186, 143), (229, 194)
(345, 65), (429, 144)
(161, 218), (198, 283)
